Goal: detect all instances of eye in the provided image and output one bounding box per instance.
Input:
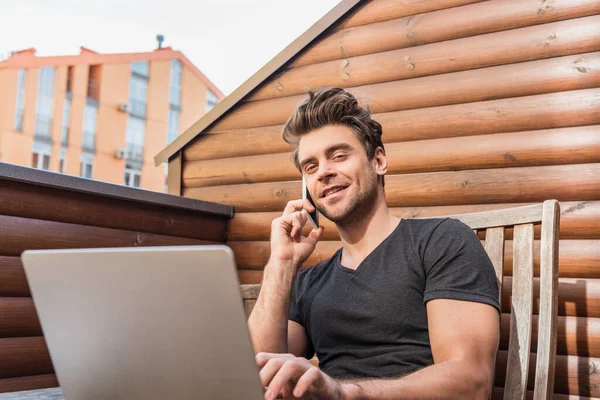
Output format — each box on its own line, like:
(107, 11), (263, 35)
(333, 153), (347, 160)
(305, 164), (316, 173)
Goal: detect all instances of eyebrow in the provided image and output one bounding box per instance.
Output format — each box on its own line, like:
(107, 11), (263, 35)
(299, 143), (355, 170)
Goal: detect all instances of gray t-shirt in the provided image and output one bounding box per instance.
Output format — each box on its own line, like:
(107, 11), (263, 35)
(289, 218), (500, 380)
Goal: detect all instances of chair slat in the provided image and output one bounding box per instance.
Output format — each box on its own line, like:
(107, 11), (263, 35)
(484, 227), (505, 306)
(504, 223), (535, 400)
(533, 200), (560, 400)
(446, 204), (543, 230)
(241, 284), (261, 300)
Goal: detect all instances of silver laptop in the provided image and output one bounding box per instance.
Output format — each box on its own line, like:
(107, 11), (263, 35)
(22, 246), (264, 400)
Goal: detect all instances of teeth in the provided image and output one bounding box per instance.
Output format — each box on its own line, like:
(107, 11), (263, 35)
(325, 187), (345, 197)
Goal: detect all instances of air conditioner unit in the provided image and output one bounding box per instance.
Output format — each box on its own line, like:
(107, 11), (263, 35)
(118, 103), (128, 112)
(115, 148), (125, 159)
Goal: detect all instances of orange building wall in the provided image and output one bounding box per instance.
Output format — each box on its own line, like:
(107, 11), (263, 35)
(95, 63), (129, 184)
(0, 51), (221, 191)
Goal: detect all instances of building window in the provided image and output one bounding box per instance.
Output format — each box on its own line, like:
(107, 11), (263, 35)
(128, 75), (147, 118)
(61, 97), (71, 146)
(131, 61), (149, 77)
(206, 90), (217, 112)
(124, 162), (141, 188)
(58, 149), (66, 174)
(80, 154), (94, 179)
(87, 65), (101, 101)
(31, 142), (51, 170)
(14, 69), (26, 131)
(167, 108), (180, 144)
(82, 102), (98, 152)
(35, 67), (56, 140)
(31, 152), (50, 170)
(125, 116), (145, 161)
(169, 60), (182, 107)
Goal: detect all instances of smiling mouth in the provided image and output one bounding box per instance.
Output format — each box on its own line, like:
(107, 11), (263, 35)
(321, 185), (349, 199)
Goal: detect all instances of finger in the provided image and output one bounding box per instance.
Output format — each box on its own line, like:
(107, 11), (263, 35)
(256, 352), (296, 368)
(292, 367), (322, 398)
(283, 199), (315, 216)
(288, 212), (307, 240)
(259, 358), (287, 388)
(266, 360), (304, 400)
(301, 226), (324, 247)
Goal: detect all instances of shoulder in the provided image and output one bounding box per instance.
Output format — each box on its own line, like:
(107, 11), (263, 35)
(402, 217), (473, 240)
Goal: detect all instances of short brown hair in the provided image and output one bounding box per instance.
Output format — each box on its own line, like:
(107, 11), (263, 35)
(282, 87), (385, 184)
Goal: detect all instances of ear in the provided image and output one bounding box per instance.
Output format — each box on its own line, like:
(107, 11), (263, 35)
(372, 146), (387, 177)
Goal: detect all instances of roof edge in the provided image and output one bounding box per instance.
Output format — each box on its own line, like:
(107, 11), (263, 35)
(154, 0), (363, 166)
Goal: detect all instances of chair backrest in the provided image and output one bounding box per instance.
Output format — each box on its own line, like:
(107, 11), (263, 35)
(241, 200), (560, 400)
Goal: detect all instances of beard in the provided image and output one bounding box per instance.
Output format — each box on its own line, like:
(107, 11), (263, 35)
(316, 169), (380, 226)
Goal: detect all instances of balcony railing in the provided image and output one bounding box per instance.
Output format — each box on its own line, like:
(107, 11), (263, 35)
(61, 127), (69, 147)
(125, 143), (144, 162)
(128, 99), (147, 118)
(82, 131), (96, 152)
(34, 116), (53, 142)
(14, 109), (24, 131)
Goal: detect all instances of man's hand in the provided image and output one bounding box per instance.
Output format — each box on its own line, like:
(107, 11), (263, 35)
(256, 353), (353, 400)
(269, 199), (324, 268)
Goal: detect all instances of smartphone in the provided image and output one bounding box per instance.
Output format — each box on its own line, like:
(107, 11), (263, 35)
(302, 176), (319, 230)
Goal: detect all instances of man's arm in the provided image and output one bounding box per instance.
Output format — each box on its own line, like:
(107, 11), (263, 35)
(247, 198), (323, 356)
(344, 299), (499, 400)
(247, 258), (309, 355)
(257, 298), (499, 400)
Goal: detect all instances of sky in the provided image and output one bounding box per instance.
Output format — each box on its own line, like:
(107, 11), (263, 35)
(0, 0), (341, 95)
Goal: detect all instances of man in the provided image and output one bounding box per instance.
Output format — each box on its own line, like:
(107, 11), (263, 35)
(247, 88), (500, 400)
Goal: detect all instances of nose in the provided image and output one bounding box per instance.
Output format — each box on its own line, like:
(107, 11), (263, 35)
(315, 161), (337, 182)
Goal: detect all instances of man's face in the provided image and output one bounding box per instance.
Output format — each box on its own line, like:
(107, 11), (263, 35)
(297, 125), (382, 224)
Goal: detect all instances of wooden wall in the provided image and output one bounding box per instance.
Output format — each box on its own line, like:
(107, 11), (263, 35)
(180, 0), (600, 397)
(0, 163), (232, 393)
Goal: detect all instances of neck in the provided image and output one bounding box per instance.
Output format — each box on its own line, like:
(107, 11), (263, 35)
(336, 190), (400, 270)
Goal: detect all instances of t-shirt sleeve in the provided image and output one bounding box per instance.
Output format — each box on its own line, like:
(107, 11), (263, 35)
(422, 218), (500, 313)
(288, 270), (316, 359)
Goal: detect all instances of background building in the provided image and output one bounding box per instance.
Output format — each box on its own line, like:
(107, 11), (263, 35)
(0, 45), (223, 192)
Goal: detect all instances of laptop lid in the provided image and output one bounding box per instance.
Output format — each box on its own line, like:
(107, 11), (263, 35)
(22, 245), (264, 400)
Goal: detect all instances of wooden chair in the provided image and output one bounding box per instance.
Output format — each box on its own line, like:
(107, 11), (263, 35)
(241, 200), (560, 400)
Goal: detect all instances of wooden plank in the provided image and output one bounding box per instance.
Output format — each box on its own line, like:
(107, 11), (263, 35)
(499, 315), (600, 359)
(167, 151), (182, 196)
(182, 126), (600, 188)
(448, 204), (543, 229)
(0, 180), (228, 242)
(502, 278), (600, 319)
(241, 284), (261, 299)
(212, 52), (600, 132)
(0, 374), (58, 394)
(252, 15), (600, 101)
(0, 298), (41, 338)
(485, 228), (505, 308)
(0, 215), (215, 257)
(227, 201), (600, 241)
(534, 200), (561, 400)
(184, 88), (600, 161)
(292, 0), (600, 67)
(0, 337), (53, 379)
(184, 164), (600, 212)
(503, 239), (599, 279)
(338, 0), (484, 29)
(495, 352), (600, 397)
(0, 257), (29, 297)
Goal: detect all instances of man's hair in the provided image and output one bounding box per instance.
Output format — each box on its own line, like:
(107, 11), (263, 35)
(282, 88), (385, 186)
